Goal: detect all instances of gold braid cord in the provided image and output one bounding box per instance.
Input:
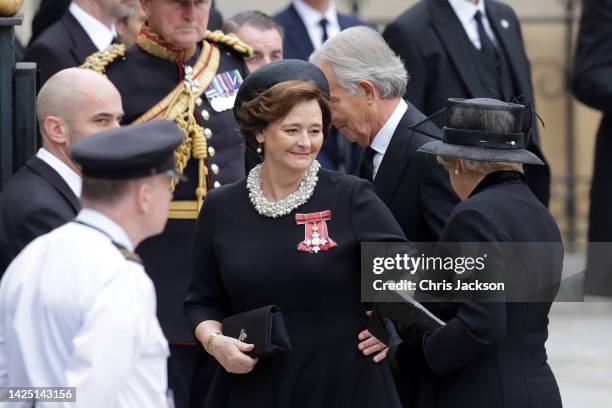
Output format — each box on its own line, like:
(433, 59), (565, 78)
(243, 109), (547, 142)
(132, 42), (220, 212)
(205, 30), (254, 57)
(80, 44), (127, 74)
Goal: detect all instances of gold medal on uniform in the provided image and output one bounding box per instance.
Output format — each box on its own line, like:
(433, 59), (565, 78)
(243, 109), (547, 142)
(205, 69), (244, 112)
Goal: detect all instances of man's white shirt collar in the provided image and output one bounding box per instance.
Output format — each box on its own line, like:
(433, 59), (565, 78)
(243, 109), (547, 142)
(293, 0), (341, 50)
(36, 148), (82, 198)
(69, 2), (116, 51)
(448, 0), (496, 50)
(370, 99), (408, 179)
(76, 208), (135, 251)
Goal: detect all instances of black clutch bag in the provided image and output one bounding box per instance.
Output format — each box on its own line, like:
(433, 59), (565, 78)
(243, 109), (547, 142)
(222, 305), (292, 359)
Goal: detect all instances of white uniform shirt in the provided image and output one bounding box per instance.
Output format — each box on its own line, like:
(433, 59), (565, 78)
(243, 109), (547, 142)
(0, 209), (169, 408)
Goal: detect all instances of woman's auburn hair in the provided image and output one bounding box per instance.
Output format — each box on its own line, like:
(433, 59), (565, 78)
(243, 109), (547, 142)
(236, 80), (332, 153)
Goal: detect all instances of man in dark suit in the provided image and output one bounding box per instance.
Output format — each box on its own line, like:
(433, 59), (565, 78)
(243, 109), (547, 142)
(573, 0), (612, 297)
(24, 0), (135, 86)
(311, 26), (458, 244)
(274, 0), (375, 174)
(382, 0), (550, 207)
(29, 0), (71, 45)
(0, 68), (124, 274)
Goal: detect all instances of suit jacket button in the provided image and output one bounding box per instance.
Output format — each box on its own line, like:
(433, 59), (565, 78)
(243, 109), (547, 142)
(204, 128), (213, 140)
(211, 163), (220, 175)
(201, 109), (210, 120)
(214, 181), (222, 188)
(208, 146), (216, 157)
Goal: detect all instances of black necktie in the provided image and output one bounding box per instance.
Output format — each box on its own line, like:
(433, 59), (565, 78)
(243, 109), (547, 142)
(319, 18), (329, 44)
(360, 147), (376, 182)
(474, 11), (496, 60)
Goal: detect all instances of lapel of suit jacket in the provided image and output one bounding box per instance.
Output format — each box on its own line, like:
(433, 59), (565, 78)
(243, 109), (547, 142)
(27, 156), (81, 213)
(285, 4), (315, 60)
(429, 0), (485, 98)
(485, 1), (533, 103)
(373, 106), (421, 204)
(337, 13), (351, 30)
(62, 12), (98, 65)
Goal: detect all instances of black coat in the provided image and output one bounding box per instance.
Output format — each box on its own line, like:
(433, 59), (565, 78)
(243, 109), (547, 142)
(364, 103), (458, 244)
(273, 4), (376, 174)
(392, 171), (563, 408)
(0, 156), (80, 273)
(185, 170), (404, 408)
(383, 0), (550, 207)
(572, 0), (612, 296)
(24, 12), (97, 87)
(104, 43), (249, 342)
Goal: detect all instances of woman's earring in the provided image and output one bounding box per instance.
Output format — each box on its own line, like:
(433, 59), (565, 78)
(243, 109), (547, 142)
(256, 143), (263, 154)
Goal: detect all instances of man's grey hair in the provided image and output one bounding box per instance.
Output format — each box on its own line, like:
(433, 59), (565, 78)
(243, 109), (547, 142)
(310, 26), (408, 99)
(223, 10), (284, 39)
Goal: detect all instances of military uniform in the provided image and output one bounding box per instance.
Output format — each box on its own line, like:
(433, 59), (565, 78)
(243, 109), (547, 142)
(82, 27), (253, 408)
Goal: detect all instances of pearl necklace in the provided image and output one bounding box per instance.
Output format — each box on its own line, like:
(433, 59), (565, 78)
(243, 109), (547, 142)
(247, 160), (320, 218)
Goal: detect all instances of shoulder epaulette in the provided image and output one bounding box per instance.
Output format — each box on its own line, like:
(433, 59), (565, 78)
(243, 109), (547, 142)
(117, 247), (143, 265)
(205, 30), (253, 58)
(80, 43), (127, 74)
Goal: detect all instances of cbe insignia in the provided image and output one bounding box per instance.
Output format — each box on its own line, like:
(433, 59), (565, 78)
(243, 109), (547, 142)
(295, 211), (337, 254)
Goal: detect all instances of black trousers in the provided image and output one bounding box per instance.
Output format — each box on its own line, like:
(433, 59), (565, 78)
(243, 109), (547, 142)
(168, 345), (218, 408)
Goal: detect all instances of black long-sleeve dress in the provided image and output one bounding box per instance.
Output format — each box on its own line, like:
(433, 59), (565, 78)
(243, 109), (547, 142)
(185, 168), (405, 408)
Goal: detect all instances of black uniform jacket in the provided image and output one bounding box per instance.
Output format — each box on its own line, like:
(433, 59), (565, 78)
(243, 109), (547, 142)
(24, 11), (97, 87)
(392, 171), (563, 408)
(382, 0), (550, 207)
(0, 156), (80, 274)
(104, 42), (249, 342)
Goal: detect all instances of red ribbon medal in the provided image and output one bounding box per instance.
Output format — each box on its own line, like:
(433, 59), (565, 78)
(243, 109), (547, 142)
(295, 210), (337, 253)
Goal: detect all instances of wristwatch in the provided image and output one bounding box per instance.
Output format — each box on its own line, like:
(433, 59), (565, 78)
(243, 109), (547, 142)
(207, 330), (222, 356)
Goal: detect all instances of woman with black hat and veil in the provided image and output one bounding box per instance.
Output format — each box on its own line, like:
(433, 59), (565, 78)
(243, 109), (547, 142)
(184, 59), (405, 408)
(383, 98), (563, 408)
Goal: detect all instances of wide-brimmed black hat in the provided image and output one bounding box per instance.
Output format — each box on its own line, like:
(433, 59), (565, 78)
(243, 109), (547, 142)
(233, 59), (330, 119)
(417, 98), (544, 165)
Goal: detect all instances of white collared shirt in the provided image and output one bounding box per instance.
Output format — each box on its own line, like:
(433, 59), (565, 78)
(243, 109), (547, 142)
(448, 0), (497, 50)
(370, 99), (408, 179)
(36, 148), (82, 198)
(69, 2), (117, 51)
(0, 208), (169, 408)
(293, 0), (341, 50)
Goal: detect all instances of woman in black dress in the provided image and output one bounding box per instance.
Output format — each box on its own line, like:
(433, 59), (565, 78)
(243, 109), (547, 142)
(184, 60), (404, 407)
(386, 98), (563, 408)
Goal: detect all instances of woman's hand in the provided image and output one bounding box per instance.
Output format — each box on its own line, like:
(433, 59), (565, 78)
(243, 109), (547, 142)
(358, 310), (389, 363)
(212, 335), (259, 374)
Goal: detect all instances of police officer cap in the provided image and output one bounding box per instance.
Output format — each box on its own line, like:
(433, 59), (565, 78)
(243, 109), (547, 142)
(233, 59), (330, 119)
(71, 120), (186, 180)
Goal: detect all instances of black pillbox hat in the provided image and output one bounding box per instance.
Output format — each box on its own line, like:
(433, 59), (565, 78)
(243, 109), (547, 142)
(233, 59), (330, 119)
